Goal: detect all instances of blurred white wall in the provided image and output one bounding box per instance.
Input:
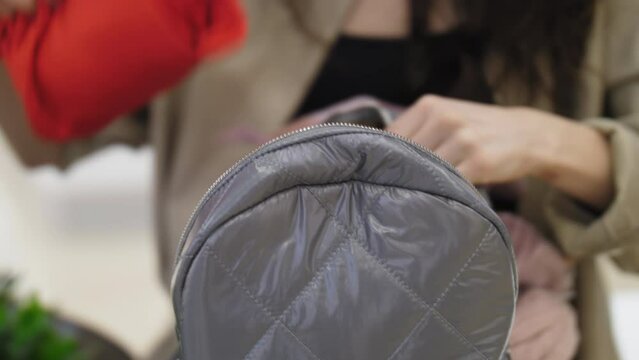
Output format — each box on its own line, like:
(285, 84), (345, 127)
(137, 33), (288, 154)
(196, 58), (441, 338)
(605, 259), (639, 359)
(0, 132), (173, 359)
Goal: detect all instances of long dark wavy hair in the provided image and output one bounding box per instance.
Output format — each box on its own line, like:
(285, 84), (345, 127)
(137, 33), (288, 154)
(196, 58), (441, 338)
(454, 0), (596, 114)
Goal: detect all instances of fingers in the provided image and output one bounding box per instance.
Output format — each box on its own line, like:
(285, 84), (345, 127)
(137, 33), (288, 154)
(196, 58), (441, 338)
(510, 327), (558, 360)
(510, 290), (559, 346)
(510, 306), (578, 360)
(457, 154), (494, 184)
(416, 114), (465, 150)
(389, 94), (534, 185)
(387, 103), (426, 139)
(389, 95), (467, 148)
(433, 134), (468, 165)
(388, 95), (487, 182)
(509, 289), (579, 360)
(387, 95), (449, 138)
(544, 313), (579, 360)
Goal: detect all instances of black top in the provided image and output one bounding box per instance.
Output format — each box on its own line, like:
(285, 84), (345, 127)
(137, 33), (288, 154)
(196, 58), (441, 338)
(294, 1), (493, 117)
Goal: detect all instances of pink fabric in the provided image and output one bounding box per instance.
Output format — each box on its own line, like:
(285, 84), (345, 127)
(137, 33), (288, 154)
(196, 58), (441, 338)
(510, 289), (579, 360)
(499, 212), (579, 360)
(500, 213), (574, 294)
(218, 95), (402, 147)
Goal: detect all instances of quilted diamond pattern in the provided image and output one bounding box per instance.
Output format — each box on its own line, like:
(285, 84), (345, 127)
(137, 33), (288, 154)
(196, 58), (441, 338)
(175, 127), (515, 359)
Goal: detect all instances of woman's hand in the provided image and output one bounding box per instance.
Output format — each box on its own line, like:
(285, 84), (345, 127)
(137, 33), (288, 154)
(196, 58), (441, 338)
(388, 95), (564, 184)
(500, 212), (574, 293)
(387, 95), (613, 210)
(509, 288), (579, 360)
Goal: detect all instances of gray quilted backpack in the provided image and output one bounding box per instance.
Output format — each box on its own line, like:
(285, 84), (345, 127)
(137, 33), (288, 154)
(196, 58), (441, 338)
(171, 123), (517, 359)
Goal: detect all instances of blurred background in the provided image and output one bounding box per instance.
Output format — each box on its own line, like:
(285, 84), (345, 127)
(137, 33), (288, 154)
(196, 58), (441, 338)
(0, 134), (173, 359)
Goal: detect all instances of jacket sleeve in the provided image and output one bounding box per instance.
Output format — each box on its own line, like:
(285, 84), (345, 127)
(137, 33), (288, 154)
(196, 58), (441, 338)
(542, 0), (639, 270)
(0, 64), (149, 168)
(0, 0), (245, 142)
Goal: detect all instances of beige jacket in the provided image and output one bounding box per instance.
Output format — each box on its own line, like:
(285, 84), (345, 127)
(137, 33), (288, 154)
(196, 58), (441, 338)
(1, 0), (638, 358)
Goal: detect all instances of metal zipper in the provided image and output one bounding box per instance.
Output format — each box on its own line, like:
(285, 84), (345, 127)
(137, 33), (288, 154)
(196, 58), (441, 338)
(173, 123), (479, 267)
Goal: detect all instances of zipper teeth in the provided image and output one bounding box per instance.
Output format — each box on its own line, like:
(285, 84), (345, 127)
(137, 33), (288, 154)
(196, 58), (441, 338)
(174, 123), (478, 265)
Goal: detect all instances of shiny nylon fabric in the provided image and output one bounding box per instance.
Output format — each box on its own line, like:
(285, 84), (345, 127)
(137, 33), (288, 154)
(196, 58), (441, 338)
(172, 126), (517, 359)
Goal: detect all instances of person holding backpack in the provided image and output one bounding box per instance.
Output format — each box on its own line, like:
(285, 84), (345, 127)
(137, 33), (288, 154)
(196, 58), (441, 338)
(1, 0), (638, 358)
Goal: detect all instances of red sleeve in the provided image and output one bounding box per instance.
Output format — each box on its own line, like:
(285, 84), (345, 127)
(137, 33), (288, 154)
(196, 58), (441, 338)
(0, 0), (246, 141)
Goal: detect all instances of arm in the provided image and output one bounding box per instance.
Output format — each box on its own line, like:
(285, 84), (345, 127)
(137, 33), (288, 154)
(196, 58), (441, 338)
(386, 87), (639, 260)
(386, 0), (639, 261)
(387, 97), (614, 210)
(526, 110), (613, 210)
(541, 0), (639, 263)
(1, 0), (245, 141)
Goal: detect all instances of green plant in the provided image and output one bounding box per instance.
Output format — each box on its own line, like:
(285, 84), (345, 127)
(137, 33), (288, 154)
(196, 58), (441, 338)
(0, 276), (85, 360)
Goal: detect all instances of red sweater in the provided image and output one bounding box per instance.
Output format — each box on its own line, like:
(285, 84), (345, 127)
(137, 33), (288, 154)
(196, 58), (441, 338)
(0, 0), (246, 141)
